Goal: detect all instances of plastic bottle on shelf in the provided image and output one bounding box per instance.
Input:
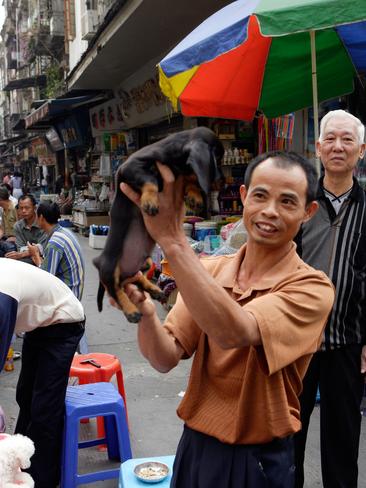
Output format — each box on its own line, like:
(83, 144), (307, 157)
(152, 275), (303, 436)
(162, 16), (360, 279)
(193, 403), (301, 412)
(4, 347), (14, 372)
(227, 148), (233, 165)
(233, 147), (239, 165)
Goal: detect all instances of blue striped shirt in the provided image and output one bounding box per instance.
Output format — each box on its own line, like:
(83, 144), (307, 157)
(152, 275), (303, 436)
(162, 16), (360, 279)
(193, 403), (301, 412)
(42, 224), (85, 300)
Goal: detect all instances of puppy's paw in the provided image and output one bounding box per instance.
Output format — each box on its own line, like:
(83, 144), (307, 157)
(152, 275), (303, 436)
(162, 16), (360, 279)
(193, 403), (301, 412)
(141, 183), (159, 216)
(149, 289), (167, 303)
(125, 311), (142, 323)
(141, 200), (159, 216)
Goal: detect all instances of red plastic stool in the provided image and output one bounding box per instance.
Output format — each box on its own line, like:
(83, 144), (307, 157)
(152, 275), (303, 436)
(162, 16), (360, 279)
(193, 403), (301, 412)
(69, 353), (129, 445)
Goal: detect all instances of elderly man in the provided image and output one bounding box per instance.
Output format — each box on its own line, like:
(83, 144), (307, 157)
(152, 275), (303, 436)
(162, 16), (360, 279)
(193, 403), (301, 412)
(117, 151), (334, 488)
(294, 110), (366, 488)
(5, 194), (48, 264)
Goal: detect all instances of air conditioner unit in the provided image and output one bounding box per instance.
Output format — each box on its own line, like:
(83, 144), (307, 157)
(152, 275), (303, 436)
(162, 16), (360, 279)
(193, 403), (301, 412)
(81, 10), (98, 41)
(50, 14), (64, 37)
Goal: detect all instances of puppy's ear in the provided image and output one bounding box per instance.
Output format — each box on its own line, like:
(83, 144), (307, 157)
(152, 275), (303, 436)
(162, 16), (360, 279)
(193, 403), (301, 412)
(186, 140), (217, 194)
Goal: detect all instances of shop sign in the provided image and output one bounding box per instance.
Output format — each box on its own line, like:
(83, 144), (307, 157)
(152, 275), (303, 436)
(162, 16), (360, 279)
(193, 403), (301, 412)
(116, 75), (165, 118)
(31, 137), (56, 166)
(60, 127), (78, 145)
(89, 99), (126, 137)
(38, 154), (56, 166)
(128, 76), (165, 114)
(56, 113), (86, 149)
(45, 127), (64, 151)
(114, 69), (169, 129)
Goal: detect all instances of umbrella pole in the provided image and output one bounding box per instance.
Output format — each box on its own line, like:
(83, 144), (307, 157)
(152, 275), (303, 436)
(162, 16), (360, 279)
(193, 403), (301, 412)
(310, 30), (321, 176)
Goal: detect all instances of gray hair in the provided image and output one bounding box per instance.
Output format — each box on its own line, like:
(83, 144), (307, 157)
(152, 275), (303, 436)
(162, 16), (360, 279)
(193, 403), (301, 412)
(319, 110), (365, 145)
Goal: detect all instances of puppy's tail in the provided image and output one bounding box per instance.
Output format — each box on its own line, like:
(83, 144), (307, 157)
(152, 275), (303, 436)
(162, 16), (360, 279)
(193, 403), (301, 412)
(97, 282), (105, 312)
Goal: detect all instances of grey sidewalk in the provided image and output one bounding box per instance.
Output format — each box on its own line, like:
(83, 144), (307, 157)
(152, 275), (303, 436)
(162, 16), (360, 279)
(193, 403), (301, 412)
(0, 233), (365, 487)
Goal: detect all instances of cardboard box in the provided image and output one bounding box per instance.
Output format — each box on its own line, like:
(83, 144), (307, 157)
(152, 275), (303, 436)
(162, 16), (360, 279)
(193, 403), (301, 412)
(89, 234), (108, 249)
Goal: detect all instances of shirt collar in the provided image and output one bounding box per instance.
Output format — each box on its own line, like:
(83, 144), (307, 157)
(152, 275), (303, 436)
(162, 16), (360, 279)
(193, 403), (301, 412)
(214, 242), (301, 292)
(49, 223), (62, 237)
(318, 176), (364, 203)
(20, 218), (40, 230)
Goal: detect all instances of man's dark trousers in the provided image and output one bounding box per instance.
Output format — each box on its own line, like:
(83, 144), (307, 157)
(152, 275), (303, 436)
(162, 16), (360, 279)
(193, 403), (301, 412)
(15, 321), (84, 488)
(294, 346), (364, 488)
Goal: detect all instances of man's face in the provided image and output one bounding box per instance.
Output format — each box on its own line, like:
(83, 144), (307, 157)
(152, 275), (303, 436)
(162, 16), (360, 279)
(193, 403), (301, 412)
(19, 198), (36, 222)
(316, 116), (365, 176)
(241, 158), (317, 250)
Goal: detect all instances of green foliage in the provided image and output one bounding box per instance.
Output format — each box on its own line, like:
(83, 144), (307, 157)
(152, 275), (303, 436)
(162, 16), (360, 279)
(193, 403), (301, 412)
(45, 63), (64, 98)
(26, 37), (36, 62)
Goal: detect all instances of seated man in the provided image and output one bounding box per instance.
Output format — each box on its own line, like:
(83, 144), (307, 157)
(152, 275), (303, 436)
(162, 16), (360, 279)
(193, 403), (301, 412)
(5, 194), (48, 264)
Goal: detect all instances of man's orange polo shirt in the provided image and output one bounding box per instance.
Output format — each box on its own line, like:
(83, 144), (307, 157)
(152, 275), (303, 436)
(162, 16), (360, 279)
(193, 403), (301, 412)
(164, 243), (334, 445)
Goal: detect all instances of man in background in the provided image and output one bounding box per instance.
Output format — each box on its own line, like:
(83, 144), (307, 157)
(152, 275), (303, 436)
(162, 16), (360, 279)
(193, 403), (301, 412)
(294, 110), (366, 488)
(5, 194), (48, 264)
(28, 201), (88, 353)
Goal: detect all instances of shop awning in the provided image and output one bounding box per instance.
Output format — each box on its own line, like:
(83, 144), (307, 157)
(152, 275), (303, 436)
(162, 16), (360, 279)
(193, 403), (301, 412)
(3, 75), (47, 91)
(24, 94), (107, 129)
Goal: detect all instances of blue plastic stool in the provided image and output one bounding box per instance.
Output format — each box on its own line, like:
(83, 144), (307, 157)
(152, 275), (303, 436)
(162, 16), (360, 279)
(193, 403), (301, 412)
(119, 455), (175, 488)
(61, 382), (132, 487)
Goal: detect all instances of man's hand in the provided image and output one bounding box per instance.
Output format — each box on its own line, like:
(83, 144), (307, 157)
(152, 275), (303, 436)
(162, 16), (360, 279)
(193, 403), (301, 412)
(120, 162), (186, 248)
(4, 251), (25, 260)
(361, 345), (366, 378)
(27, 242), (42, 266)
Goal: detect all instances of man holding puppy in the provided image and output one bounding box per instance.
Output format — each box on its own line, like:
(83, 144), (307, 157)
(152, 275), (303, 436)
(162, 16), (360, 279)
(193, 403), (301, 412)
(120, 151), (334, 488)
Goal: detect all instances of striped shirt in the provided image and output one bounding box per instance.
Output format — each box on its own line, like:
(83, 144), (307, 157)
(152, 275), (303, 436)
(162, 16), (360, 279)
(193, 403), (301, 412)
(296, 177), (366, 350)
(42, 224), (85, 300)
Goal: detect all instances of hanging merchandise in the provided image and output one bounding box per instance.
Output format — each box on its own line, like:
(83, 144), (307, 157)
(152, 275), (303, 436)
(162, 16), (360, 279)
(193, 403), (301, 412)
(99, 184), (110, 202)
(103, 133), (111, 152)
(273, 114), (295, 149)
(110, 134), (118, 151)
(258, 114), (295, 153)
(99, 153), (111, 176)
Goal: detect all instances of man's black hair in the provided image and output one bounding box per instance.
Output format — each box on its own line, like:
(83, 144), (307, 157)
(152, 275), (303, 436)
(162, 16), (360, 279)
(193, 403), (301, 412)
(244, 151), (318, 204)
(19, 194), (37, 206)
(0, 186), (10, 201)
(2, 183), (12, 193)
(37, 201), (60, 224)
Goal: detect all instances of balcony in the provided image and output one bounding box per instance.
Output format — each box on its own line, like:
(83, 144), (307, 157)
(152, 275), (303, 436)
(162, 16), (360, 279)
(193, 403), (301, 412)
(30, 13), (65, 57)
(3, 74), (47, 91)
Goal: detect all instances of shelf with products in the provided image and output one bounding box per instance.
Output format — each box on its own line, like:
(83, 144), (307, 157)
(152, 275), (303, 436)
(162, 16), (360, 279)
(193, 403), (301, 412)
(204, 120), (255, 172)
(217, 180), (243, 215)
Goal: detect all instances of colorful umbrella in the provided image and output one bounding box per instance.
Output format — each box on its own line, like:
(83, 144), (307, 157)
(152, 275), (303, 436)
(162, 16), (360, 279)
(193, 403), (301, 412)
(158, 0), (366, 143)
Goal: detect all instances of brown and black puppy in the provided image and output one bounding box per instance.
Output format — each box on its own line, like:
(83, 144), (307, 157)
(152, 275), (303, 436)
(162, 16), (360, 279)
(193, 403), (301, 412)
(93, 126), (224, 323)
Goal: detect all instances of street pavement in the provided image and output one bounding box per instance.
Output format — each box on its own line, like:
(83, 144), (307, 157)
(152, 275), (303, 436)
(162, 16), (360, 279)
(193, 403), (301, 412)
(0, 232), (365, 487)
